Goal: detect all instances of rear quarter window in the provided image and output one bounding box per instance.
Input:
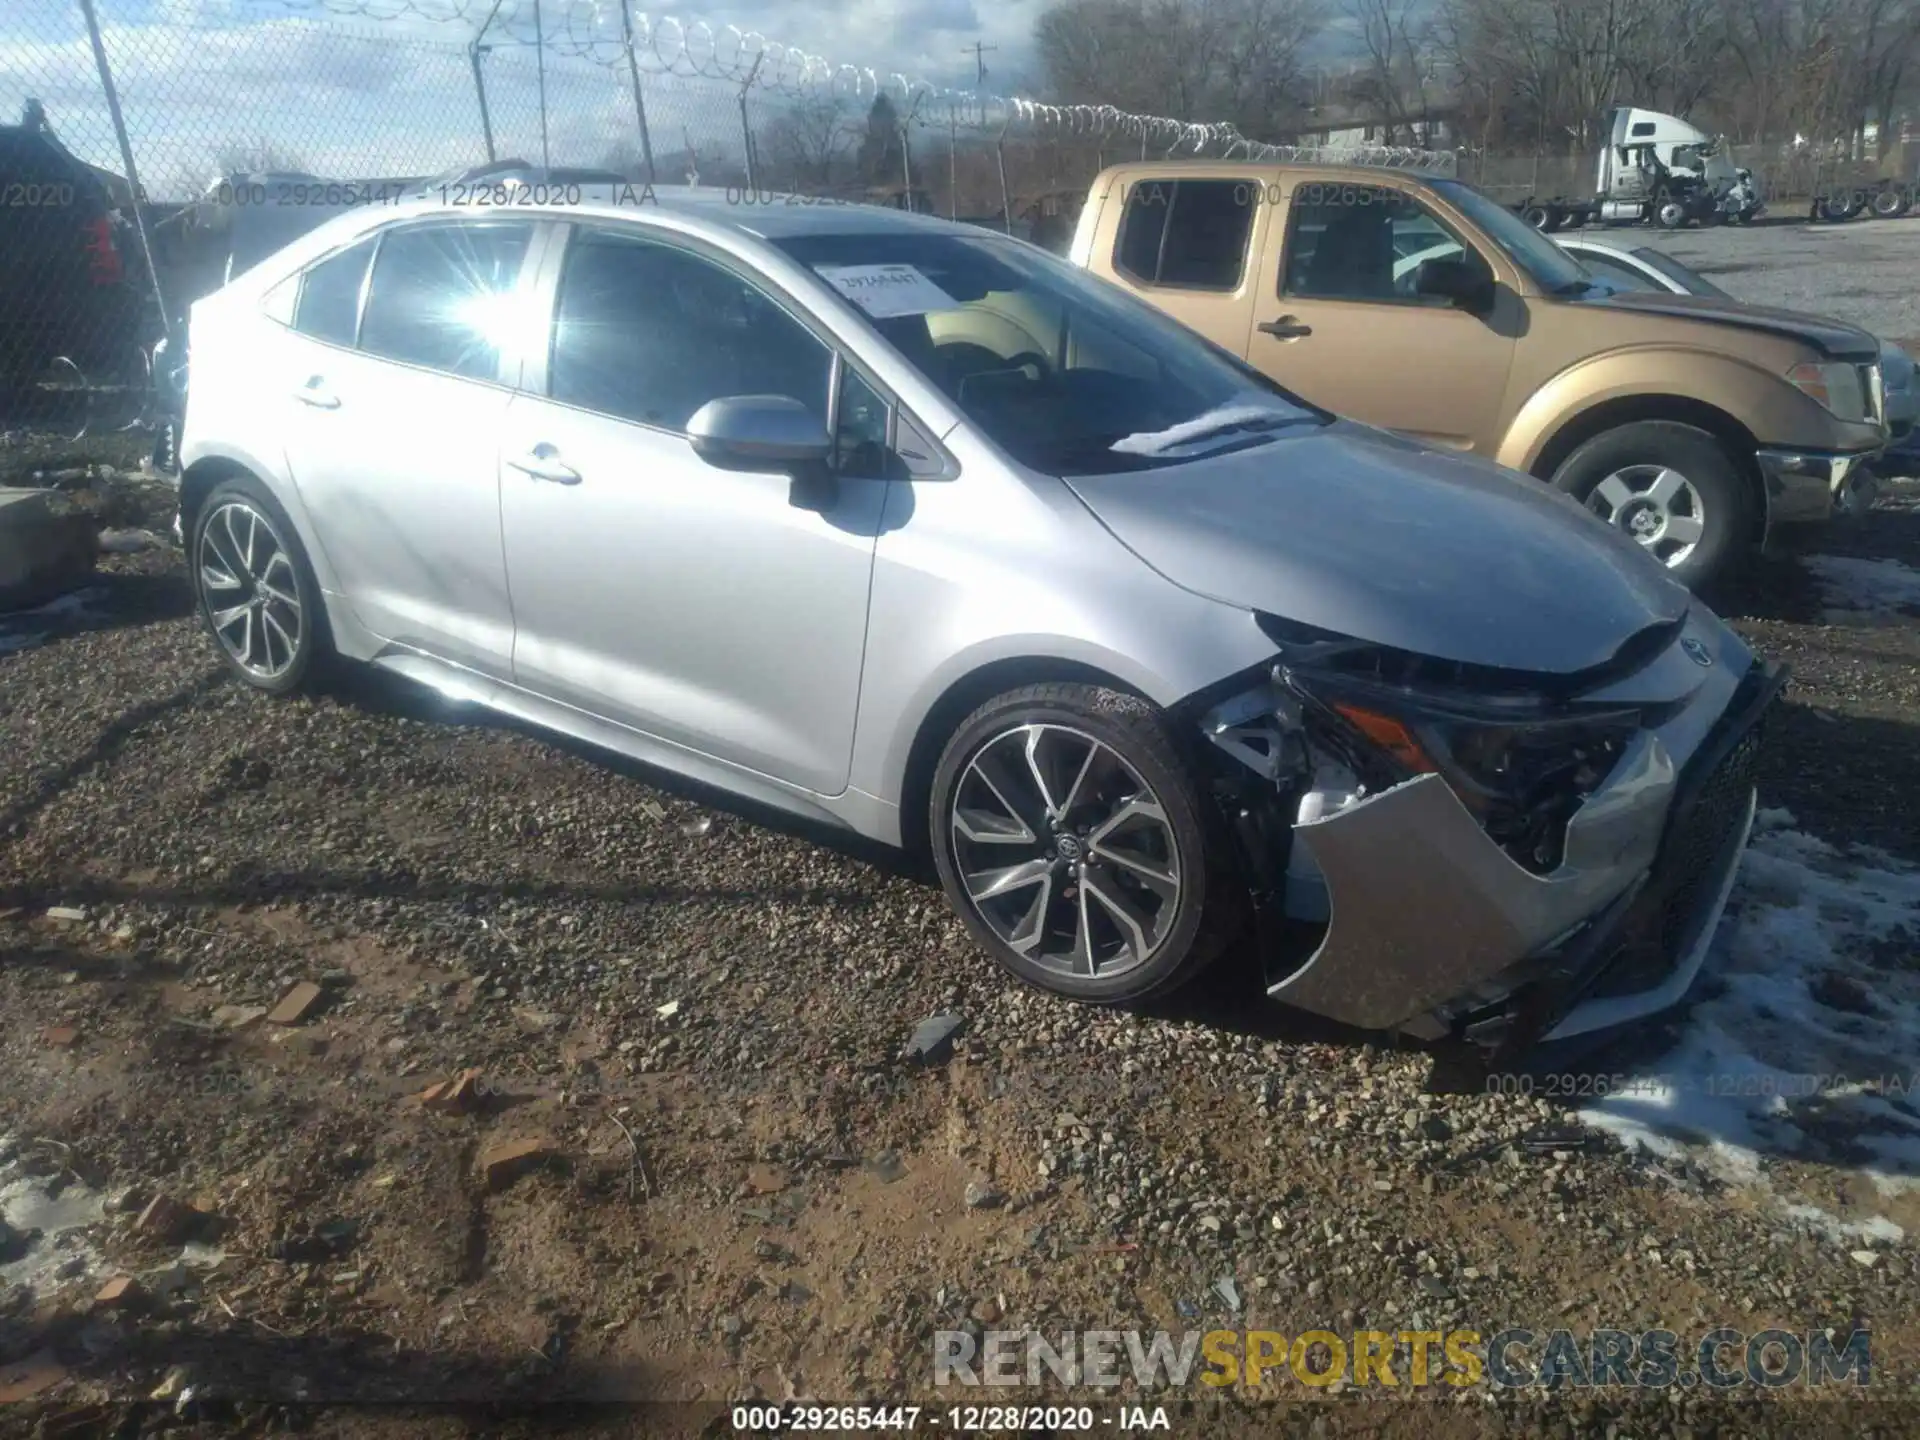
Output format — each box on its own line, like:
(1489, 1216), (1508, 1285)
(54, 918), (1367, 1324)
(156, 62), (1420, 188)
(1112, 178), (1253, 291)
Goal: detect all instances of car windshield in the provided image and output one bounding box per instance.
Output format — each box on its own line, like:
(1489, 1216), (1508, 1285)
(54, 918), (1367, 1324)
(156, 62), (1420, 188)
(770, 230), (1325, 475)
(1429, 178), (1595, 296)
(1633, 247), (1732, 299)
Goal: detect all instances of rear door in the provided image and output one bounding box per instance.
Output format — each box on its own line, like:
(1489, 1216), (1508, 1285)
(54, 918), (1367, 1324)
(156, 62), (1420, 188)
(1249, 178), (1517, 452)
(1097, 176), (1267, 358)
(274, 217), (542, 677)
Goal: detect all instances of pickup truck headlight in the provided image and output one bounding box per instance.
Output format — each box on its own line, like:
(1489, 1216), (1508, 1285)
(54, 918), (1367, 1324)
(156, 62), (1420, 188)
(1787, 360), (1874, 422)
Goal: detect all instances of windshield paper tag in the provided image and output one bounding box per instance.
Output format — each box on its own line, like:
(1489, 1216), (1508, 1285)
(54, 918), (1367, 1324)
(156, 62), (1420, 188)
(814, 264), (959, 318)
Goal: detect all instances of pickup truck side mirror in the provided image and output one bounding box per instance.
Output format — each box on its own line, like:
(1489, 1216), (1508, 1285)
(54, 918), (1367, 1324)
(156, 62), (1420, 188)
(1413, 257), (1497, 316)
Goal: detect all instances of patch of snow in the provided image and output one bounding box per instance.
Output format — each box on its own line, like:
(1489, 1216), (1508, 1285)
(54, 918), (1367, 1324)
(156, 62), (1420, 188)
(1579, 809), (1920, 1231)
(0, 1135), (110, 1296)
(98, 528), (159, 554)
(1804, 553), (1920, 621)
(1109, 403), (1308, 457)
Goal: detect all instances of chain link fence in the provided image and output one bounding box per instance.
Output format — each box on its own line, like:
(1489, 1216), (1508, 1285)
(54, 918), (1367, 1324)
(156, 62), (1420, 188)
(0, 0), (1596, 443)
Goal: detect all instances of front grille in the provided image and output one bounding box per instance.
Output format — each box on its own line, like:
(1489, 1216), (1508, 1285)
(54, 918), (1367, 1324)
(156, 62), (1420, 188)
(1587, 698), (1764, 1000)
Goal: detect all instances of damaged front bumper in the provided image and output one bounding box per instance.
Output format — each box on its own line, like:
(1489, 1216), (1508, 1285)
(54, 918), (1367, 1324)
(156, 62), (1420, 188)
(1202, 619), (1784, 1070)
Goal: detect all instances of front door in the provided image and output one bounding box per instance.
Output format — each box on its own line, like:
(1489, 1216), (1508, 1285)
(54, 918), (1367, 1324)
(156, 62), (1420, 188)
(497, 225), (888, 796)
(1250, 180), (1517, 452)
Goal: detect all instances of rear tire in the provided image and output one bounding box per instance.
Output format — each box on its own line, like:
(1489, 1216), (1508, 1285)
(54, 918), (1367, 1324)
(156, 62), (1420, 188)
(1522, 204), (1551, 231)
(191, 475), (329, 695)
(1872, 186), (1909, 219)
(1549, 421), (1753, 591)
(929, 682), (1242, 1006)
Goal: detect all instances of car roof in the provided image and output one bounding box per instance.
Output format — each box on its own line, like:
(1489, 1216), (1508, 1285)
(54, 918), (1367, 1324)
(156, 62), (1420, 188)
(355, 183), (977, 243)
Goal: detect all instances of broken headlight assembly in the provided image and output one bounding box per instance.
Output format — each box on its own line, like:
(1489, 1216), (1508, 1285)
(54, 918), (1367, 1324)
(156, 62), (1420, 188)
(1223, 615), (1646, 876)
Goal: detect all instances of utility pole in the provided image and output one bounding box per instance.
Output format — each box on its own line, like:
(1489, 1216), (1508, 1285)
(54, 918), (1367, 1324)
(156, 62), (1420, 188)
(963, 41), (997, 87)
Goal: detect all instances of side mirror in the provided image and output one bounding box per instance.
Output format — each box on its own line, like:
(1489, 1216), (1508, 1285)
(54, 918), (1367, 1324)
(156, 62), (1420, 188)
(1413, 257), (1496, 315)
(686, 395), (832, 471)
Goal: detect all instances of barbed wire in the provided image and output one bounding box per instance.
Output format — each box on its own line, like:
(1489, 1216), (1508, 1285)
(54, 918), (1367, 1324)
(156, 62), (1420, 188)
(240, 0), (1450, 168)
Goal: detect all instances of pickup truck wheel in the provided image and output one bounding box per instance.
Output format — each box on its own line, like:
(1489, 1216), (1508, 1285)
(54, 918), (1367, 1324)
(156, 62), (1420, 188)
(1550, 421), (1751, 589)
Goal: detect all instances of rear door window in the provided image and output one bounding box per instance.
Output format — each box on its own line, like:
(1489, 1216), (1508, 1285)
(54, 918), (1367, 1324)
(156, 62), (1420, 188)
(1113, 178), (1253, 290)
(357, 221), (535, 382)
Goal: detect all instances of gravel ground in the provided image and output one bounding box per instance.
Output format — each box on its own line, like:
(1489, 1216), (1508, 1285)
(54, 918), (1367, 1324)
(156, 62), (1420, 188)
(1564, 214), (1920, 345)
(2, 421), (1920, 1435)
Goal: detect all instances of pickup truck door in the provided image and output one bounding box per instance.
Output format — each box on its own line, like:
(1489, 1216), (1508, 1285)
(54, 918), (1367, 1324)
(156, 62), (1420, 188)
(1247, 177), (1518, 452)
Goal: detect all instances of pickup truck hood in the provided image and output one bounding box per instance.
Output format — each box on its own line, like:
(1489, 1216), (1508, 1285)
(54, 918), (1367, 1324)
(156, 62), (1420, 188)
(1591, 290), (1880, 360)
(1068, 422), (1691, 676)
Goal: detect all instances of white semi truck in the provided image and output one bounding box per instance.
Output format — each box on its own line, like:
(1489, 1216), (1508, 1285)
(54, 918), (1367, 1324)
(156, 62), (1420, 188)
(1508, 106), (1764, 232)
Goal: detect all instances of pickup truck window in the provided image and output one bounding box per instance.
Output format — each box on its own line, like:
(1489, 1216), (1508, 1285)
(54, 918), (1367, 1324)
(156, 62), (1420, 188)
(1429, 179), (1593, 295)
(1113, 178), (1253, 291)
(1281, 183), (1487, 303)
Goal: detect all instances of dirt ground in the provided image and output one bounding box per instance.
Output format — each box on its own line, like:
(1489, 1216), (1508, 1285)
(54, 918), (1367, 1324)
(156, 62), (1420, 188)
(3, 434), (1920, 1437)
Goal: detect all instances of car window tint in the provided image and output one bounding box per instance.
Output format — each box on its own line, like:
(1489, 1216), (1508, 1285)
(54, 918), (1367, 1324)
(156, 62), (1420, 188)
(1283, 185), (1485, 303)
(292, 236), (377, 346)
(357, 222), (533, 381)
(549, 230), (831, 431)
(1114, 179), (1251, 290)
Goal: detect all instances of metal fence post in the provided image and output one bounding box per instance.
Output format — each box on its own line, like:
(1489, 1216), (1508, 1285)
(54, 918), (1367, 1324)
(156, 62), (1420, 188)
(471, 0), (503, 164)
(948, 108), (958, 218)
(618, 0), (656, 182)
(74, 0), (170, 350)
(533, 0), (550, 168)
(995, 116), (1012, 234)
(738, 53), (764, 193)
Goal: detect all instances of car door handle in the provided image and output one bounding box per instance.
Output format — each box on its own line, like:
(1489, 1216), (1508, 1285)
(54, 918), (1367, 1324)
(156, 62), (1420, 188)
(294, 377), (340, 408)
(506, 444), (581, 485)
(1258, 316), (1313, 340)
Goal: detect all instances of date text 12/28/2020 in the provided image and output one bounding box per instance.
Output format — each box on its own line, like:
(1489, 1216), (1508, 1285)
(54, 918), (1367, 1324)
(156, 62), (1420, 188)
(730, 1405), (1172, 1430)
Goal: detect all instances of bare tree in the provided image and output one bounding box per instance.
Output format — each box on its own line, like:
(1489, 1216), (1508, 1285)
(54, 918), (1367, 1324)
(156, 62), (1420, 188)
(1036, 0), (1327, 138)
(759, 97), (860, 190)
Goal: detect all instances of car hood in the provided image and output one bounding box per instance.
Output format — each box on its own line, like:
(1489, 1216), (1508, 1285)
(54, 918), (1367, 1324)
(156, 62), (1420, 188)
(1066, 422), (1691, 676)
(1590, 290), (1880, 360)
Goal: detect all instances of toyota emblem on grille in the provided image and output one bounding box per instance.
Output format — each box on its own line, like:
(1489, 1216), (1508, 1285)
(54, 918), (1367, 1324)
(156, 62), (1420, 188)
(1681, 638), (1714, 667)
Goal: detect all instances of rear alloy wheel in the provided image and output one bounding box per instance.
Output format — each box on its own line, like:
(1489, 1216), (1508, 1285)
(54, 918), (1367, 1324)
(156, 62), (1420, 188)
(930, 683), (1239, 1005)
(192, 478), (324, 694)
(1550, 420), (1751, 590)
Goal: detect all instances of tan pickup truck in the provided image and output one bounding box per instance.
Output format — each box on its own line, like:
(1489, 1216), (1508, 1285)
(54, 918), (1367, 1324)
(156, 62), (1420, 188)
(1069, 162), (1889, 589)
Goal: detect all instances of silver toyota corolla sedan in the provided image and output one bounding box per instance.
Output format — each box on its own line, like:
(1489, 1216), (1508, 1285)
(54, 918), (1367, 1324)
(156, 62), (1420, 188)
(174, 181), (1782, 1071)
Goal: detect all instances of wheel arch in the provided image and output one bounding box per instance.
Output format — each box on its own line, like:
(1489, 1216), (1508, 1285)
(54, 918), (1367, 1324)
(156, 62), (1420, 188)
(1523, 393), (1767, 542)
(179, 445), (344, 595)
(895, 655), (1153, 865)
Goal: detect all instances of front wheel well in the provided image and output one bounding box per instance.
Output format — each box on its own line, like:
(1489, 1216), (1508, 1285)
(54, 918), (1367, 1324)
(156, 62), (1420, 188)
(1528, 396), (1766, 541)
(896, 657), (1146, 864)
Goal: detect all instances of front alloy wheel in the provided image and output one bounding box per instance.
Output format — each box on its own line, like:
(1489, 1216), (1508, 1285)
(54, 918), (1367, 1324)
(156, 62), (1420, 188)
(951, 723), (1180, 978)
(930, 683), (1239, 1004)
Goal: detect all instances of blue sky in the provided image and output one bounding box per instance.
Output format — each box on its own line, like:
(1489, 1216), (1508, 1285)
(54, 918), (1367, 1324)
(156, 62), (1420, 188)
(2, 0), (1365, 196)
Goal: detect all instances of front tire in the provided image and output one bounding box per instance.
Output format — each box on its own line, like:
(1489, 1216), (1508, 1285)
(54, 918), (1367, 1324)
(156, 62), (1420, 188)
(191, 476), (326, 695)
(929, 683), (1240, 1005)
(1549, 421), (1753, 590)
